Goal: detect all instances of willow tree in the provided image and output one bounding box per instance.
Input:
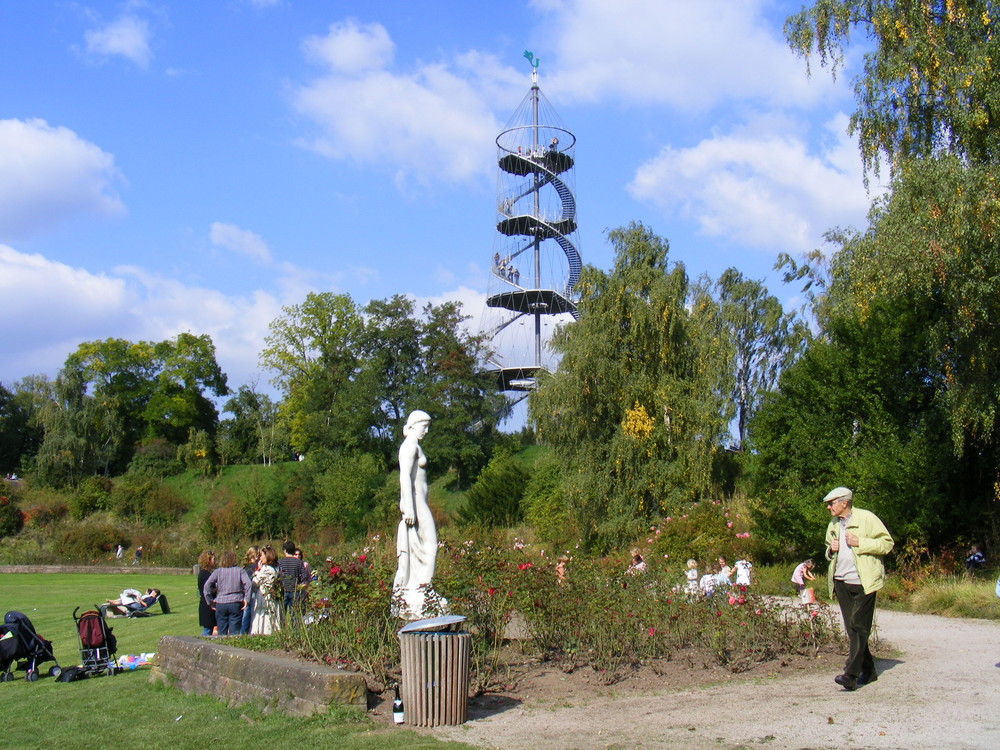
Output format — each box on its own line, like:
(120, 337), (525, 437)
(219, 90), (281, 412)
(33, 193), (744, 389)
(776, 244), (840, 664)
(786, 0), (1000, 174)
(530, 223), (733, 548)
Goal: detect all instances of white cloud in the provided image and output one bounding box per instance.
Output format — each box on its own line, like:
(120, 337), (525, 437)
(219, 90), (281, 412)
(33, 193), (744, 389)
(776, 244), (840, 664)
(0, 245), (286, 392)
(628, 114), (874, 254)
(293, 20), (518, 185)
(0, 119), (125, 241)
(209, 222), (272, 263)
(84, 14), (152, 68)
(537, 0), (839, 110)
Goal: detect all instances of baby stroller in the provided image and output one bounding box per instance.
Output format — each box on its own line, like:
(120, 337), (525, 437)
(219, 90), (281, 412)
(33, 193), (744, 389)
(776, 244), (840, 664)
(73, 607), (119, 677)
(0, 611), (61, 682)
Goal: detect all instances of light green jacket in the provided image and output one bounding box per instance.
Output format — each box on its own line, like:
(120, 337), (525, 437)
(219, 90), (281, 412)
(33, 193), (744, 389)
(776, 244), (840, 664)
(825, 506), (894, 596)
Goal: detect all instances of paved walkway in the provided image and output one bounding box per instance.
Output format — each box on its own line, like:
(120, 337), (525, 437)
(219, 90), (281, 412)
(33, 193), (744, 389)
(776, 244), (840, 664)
(432, 609), (1000, 749)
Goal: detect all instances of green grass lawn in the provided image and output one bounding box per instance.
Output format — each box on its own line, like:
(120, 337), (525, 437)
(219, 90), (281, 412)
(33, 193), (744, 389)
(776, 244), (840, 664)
(0, 573), (469, 749)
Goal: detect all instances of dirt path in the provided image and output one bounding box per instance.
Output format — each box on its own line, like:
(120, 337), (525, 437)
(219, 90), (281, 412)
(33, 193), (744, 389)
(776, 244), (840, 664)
(429, 609), (1000, 749)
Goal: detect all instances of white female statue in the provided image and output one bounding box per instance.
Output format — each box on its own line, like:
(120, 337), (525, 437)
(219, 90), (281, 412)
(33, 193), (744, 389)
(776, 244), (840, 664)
(392, 410), (444, 618)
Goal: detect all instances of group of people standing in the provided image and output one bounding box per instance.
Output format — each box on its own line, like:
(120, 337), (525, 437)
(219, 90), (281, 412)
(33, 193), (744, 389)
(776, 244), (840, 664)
(196, 541), (311, 637)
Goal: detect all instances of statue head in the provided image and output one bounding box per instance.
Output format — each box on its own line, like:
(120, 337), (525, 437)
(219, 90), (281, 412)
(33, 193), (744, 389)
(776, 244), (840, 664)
(403, 410), (431, 437)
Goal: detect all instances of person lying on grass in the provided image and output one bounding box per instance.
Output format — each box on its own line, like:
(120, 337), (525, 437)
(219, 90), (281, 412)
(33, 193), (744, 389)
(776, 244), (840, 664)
(103, 588), (160, 616)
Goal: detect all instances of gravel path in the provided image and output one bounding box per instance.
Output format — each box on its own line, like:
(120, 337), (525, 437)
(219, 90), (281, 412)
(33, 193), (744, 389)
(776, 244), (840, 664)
(430, 609), (1000, 749)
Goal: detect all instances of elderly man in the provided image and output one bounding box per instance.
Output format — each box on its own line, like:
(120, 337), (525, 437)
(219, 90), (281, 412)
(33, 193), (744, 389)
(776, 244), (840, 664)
(823, 486), (894, 691)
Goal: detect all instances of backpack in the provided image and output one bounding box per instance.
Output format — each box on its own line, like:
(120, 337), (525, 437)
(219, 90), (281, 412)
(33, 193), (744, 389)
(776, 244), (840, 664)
(79, 612), (115, 652)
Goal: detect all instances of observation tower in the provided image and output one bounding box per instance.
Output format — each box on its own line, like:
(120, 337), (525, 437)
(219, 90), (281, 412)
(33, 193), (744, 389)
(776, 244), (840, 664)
(485, 51), (581, 399)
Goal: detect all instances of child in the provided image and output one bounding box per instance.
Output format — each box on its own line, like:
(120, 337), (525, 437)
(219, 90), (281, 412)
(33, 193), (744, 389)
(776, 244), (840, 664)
(684, 559), (699, 599)
(734, 556), (752, 588)
(791, 559), (816, 594)
(699, 563), (718, 597)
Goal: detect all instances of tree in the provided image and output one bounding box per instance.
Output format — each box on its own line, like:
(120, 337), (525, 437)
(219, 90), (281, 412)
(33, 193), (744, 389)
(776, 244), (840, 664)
(712, 269), (806, 447)
(260, 292), (365, 454)
(786, 0), (1000, 173)
(220, 384), (286, 465)
(410, 300), (507, 486)
(61, 333), (229, 471)
(260, 292), (505, 483)
(531, 223), (733, 547)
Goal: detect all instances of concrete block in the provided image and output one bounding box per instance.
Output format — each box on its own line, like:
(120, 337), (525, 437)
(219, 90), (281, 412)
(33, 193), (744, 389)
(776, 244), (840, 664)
(151, 636), (367, 716)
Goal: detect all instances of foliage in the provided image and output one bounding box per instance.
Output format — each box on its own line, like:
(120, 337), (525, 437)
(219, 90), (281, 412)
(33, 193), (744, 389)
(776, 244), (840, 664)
(531, 223), (733, 548)
(276, 538), (398, 688)
(709, 269), (806, 447)
(786, 0), (1000, 174)
(69, 475), (113, 520)
(521, 457), (574, 544)
(0, 382), (39, 474)
(637, 499), (757, 569)
(0, 493), (25, 537)
(458, 451), (529, 527)
(750, 157), (1000, 548)
(55, 333), (229, 476)
(176, 428), (216, 477)
(908, 576), (1000, 618)
(234, 468), (291, 539)
(219, 385), (287, 465)
(56, 518), (121, 559)
(311, 450), (387, 535)
(128, 437), (184, 478)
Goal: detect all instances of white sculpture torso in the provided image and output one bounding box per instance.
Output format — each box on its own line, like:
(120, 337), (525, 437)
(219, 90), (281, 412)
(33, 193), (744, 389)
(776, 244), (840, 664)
(392, 411), (443, 619)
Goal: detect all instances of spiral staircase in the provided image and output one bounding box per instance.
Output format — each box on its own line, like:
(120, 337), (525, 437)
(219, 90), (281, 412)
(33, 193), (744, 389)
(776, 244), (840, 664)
(486, 55), (581, 394)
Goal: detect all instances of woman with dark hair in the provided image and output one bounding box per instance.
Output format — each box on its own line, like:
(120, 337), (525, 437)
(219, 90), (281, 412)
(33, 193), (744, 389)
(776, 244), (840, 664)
(203, 550), (252, 636)
(196, 550), (216, 636)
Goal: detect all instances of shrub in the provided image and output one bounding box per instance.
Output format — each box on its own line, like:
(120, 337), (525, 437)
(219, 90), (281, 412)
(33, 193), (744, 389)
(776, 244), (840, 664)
(143, 484), (189, 526)
(0, 495), (25, 537)
(57, 519), (121, 559)
(109, 474), (158, 520)
(459, 453), (528, 527)
(522, 458), (574, 544)
(128, 437), (183, 477)
(69, 476), (113, 520)
(201, 492), (242, 543)
(311, 451), (385, 535)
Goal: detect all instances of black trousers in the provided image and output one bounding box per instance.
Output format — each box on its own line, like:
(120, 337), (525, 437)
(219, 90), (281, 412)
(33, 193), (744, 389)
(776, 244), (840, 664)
(833, 579), (877, 678)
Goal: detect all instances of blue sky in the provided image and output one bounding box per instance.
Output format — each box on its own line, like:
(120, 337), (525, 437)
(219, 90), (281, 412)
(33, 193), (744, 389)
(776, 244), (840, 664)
(0, 0), (876, 407)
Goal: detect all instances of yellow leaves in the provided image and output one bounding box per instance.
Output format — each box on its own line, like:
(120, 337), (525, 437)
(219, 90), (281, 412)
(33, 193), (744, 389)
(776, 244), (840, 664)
(894, 19), (909, 42)
(621, 401), (654, 440)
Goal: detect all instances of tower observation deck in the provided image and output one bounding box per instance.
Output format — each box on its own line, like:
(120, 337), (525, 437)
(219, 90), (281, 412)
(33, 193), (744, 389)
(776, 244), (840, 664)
(485, 53), (581, 394)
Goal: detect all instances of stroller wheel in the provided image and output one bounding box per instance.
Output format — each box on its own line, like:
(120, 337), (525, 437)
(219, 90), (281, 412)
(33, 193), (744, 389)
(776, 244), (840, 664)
(49, 666), (62, 678)
(25, 669), (38, 682)
(0, 672), (12, 682)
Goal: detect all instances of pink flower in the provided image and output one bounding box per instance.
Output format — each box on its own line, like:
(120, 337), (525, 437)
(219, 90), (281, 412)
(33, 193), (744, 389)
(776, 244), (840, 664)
(518, 562), (532, 570)
(726, 521), (733, 528)
(647, 627), (655, 636)
(357, 554), (367, 563)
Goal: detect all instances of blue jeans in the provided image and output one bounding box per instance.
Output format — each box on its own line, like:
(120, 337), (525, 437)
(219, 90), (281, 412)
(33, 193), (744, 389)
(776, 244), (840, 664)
(214, 602), (243, 636)
(240, 597), (255, 635)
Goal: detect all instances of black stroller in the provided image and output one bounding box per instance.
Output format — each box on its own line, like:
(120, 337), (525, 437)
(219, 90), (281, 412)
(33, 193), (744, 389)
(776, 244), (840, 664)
(0, 611), (61, 682)
(73, 607), (119, 677)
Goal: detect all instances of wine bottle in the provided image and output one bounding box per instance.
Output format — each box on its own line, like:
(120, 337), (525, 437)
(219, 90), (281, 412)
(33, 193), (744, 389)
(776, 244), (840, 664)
(392, 683), (405, 724)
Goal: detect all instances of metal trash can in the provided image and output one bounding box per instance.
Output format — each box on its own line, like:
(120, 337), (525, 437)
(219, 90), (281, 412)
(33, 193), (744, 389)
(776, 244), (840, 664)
(398, 615), (470, 726)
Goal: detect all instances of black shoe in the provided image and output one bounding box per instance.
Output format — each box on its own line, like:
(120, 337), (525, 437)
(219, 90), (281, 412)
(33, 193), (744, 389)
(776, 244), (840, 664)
(858, 670), (878, 685)
(834, 673), (858, 691)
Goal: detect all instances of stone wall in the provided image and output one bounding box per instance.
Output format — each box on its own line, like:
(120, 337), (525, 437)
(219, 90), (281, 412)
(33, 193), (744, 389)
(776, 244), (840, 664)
(0, 565), (192, 575)
(150, 636), (367, 716)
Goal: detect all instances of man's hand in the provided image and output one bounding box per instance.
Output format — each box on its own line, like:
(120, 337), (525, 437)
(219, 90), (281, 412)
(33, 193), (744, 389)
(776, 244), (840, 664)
(845, 531), (859, 547)
(829, 538), (840, 552)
